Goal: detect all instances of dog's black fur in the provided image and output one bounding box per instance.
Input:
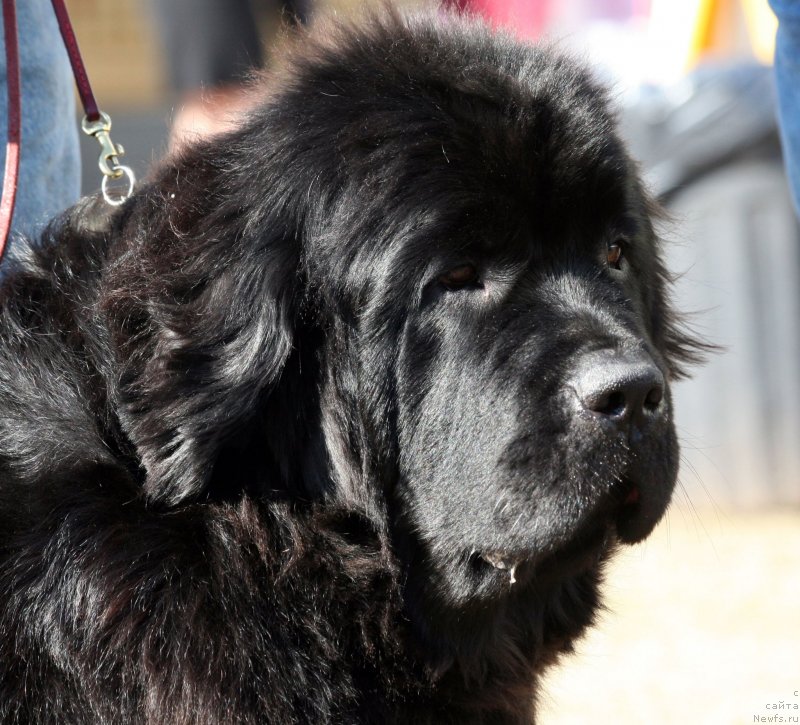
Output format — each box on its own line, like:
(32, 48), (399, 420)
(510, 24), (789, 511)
(0, 10), (702, 724)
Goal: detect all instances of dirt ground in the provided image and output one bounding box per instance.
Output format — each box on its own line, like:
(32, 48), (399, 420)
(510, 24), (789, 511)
(539, 505), (800, 725)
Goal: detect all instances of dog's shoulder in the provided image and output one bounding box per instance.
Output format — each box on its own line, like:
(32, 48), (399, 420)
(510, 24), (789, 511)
(0, 197), (124, 487)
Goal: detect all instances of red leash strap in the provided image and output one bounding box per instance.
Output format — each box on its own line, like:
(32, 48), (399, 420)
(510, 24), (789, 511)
(0, 0), (21, 263)
(49, 0), (100, 122)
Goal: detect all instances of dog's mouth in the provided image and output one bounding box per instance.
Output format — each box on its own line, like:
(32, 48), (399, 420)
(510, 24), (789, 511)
(472, 523), (613, 589)
(476, 551), (527, 584)
(471, 477), (649, 589)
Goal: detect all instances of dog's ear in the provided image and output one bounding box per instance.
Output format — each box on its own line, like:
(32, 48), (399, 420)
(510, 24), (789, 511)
(101, 143), (304, 506)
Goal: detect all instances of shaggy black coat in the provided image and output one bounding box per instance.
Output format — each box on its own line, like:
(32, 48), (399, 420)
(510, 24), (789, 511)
(0, 10), (702, 724)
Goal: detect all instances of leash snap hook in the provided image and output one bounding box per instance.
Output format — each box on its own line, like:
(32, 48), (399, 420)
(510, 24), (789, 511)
(81, 111), (136, 204)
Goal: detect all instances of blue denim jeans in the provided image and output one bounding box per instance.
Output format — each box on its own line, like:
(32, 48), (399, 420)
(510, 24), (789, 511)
(770, 0), (800, 217)
(0, 0), (81, 262)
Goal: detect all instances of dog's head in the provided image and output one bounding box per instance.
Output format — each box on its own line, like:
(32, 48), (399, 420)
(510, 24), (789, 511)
(103, 13), (701, 624)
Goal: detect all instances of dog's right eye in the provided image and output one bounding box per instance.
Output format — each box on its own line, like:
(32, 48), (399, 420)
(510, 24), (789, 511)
(607, 241), (625, 270)
(439, 264), (481, 291)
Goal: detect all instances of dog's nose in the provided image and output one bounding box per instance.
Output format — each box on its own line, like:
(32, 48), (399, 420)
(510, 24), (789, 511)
(572, 354), (665, 428)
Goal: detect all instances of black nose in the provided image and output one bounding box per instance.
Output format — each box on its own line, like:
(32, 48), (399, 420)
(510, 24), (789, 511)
(572, 354), (665, 427)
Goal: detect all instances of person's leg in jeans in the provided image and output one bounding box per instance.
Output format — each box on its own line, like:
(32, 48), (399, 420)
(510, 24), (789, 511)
(0, 0), (80, 254)
(770, 0), (800, 216)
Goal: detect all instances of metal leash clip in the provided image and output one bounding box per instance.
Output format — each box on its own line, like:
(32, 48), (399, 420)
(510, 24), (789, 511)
(81, 111), (135, 207)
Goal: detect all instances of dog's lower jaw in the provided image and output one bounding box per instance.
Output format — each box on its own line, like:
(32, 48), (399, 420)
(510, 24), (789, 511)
(396, 560), (606, 724)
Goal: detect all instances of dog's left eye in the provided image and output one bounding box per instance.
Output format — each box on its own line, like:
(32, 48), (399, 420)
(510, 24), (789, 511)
(439, 264), (481, 291)
(607, 241), (625, 270)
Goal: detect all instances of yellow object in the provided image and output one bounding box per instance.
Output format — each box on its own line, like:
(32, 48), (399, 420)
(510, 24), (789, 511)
(690, 0), (777, 66)
(688, 0), (719, 66)
(741, 0), (778, 64)
(650, 0), (777, 80)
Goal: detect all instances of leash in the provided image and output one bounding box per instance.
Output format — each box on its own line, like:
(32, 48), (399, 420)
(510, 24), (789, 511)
(0, 0), (20, 262)
(0, 0), (134, 264)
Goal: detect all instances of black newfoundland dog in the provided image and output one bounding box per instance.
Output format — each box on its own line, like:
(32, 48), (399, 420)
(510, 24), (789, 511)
(0, 10), (701, 724)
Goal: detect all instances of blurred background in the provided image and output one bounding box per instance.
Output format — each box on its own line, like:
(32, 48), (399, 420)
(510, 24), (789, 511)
(65, 0), (798, 722)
